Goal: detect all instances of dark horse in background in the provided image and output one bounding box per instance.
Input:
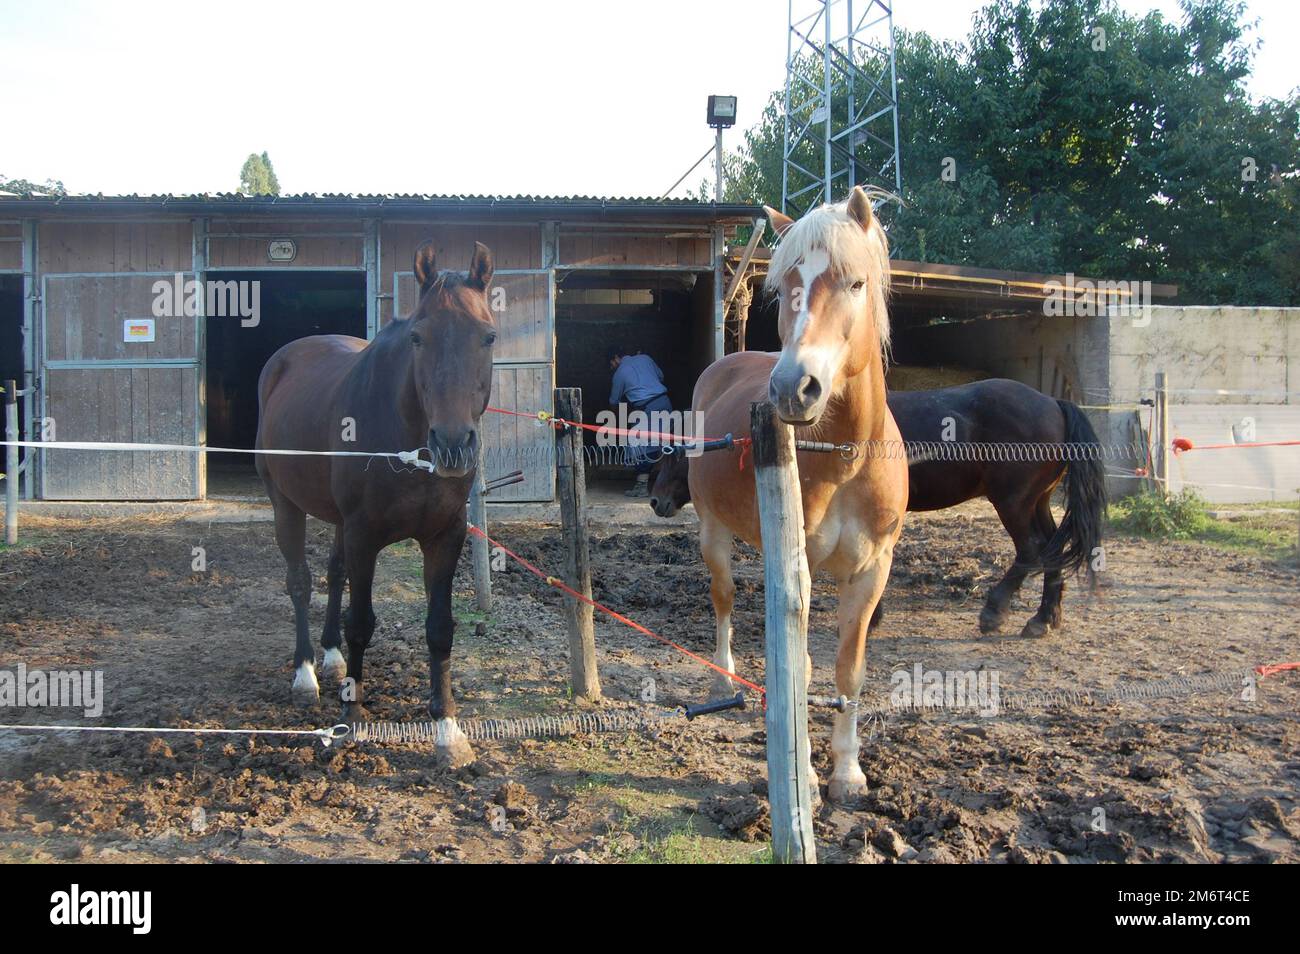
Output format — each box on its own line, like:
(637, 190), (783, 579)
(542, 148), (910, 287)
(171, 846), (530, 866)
(256, 241), (496, 767)
(651, 378), (1106, 639)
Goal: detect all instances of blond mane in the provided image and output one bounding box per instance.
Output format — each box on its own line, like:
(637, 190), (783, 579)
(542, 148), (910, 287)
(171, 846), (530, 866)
(764, 189), (893, 350)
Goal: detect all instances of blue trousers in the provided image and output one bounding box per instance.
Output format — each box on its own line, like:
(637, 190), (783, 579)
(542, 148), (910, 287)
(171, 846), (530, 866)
(628, 394), (672, 473)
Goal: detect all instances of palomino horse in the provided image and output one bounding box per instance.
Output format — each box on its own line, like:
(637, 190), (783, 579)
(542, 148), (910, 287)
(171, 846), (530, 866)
(652, 379), (1106, 638)
(688, 187), (908, 803)
(256, 241), (496, 767)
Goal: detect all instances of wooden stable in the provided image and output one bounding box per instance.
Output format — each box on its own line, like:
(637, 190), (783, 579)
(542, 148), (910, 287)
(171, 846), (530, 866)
(0, 195), (762, 501)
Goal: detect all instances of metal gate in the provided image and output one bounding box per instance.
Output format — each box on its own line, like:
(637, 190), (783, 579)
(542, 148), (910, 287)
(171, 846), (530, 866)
(41, 272), (200, 499)
(394, 268), (555, 501)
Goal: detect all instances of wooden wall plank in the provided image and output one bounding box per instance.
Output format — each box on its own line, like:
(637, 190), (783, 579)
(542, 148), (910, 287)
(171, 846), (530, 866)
(557, 229), (712, 267)
(39, 221), (191, 274)
(0, 236), (20, 270)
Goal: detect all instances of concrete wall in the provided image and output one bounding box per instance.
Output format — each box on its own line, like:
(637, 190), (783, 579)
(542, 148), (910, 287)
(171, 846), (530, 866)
(1108, 306), (1298, 405)
(897, 305), (1300, 502)
(1165, 403), (1300, 503)
(1106, 306), (1299, 502)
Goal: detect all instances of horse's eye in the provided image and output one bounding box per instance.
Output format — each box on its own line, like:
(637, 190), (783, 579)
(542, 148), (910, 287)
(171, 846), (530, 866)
(484, 332), (498, 347)
(410, 332), (422, 346)
(851, 280), (866, 292)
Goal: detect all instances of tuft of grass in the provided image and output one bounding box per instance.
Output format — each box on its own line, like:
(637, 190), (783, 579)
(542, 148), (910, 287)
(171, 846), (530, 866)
(614, 812), (772, 865)
(1110, 489), (1209, 538)
(452, 595), (489, 628)
(1110, 491), (1299, 566)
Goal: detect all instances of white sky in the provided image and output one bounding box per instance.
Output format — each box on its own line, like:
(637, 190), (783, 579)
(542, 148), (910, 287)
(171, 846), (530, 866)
(0, 0), (1293, 199)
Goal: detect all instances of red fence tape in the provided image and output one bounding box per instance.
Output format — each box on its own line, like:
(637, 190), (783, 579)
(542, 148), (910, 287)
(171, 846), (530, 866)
(466, 522), (766, 697)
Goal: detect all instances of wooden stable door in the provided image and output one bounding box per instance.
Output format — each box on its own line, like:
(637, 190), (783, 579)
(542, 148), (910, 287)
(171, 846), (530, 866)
(41, 272), (200, 499)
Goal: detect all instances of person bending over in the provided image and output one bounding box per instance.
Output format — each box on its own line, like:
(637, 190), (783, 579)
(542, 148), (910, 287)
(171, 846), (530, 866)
(608, 347), (672, 497)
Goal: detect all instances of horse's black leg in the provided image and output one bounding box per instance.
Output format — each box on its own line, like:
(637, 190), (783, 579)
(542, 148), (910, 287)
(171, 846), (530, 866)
(979, 502), (1040, 635)
(1026, 495), (1065, 637)
(340, 529), (378, 720)
(269, 494), (317, 704)
(421, 526), (475, 767)
(319, 525), (347, 681)
(868, 599), (884, 632)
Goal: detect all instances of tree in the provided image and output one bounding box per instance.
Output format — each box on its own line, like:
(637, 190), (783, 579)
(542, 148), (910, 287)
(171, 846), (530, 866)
(720, 0), (1300, 305)
(238, 152), (281, 195)
(0, 175), (67, 196)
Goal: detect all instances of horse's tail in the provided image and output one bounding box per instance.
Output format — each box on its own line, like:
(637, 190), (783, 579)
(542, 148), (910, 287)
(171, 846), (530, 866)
(1042, 399), (1107, 582)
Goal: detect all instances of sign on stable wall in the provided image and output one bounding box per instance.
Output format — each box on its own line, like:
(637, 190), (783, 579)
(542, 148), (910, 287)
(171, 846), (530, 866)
(123, 318), (155, 343)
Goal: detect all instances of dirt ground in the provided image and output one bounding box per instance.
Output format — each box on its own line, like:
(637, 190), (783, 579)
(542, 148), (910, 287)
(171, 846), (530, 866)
(1, 499), (1297, 864)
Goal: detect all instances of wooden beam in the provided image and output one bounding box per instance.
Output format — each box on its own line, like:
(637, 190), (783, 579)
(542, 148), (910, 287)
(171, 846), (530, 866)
(723, 218), (766, 306)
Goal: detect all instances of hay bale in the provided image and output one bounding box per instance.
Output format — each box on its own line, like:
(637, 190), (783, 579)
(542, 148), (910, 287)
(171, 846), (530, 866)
(886, 364), (991, 391)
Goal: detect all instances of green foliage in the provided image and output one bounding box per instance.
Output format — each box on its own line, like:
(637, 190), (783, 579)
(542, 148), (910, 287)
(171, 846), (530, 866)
(0, 175), (67, 196)
(721, 0), (1300, 304)
(1111, 490), (1208, 538)
(238, 151), (281, 196)
(1112, 493), (1298, 564)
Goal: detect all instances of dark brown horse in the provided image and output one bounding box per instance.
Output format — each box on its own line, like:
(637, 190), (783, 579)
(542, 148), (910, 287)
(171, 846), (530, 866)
(651, 378), (1105, 639)
(256, 241), (496, 767)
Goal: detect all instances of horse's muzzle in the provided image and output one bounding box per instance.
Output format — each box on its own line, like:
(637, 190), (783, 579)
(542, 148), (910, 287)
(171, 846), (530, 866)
(769, 363), (825, 425)
(427, 426), (478, 477)
(649, 494), (678, 518)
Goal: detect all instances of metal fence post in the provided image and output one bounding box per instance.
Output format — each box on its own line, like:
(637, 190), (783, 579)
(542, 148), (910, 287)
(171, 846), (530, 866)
(1154, 370), (1169, 495)
(4, 380), (18, 545)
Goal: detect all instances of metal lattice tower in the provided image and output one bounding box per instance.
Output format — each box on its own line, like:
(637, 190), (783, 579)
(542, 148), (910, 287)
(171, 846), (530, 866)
(781, 0), (902, 219)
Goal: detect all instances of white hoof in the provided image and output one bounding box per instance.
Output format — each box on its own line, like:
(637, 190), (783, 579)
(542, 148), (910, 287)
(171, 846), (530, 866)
(291, 662), (320, 705)
(828, 765), (868, 804)
(434, 718), (475, 769)
(709, 673), (736, 700)
(320, 647), (346, 681)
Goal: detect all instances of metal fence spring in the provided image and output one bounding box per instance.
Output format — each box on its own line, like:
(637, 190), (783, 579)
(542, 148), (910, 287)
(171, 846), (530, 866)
(424, 444), (662, 472)
(349, 707), (678, 745)
(424, 439), (1152, 474)
(823, 439), (1150, 464)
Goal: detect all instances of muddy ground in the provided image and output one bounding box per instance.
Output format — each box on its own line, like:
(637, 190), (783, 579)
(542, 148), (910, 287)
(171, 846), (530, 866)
(1, 501), (1297, 864)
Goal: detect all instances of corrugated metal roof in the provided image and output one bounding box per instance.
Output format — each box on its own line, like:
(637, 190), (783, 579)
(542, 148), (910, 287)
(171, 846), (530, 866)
(0, 191), (764, 221)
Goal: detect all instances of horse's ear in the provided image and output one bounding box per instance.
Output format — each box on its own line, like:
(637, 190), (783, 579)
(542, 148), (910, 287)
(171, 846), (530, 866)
(468, 241), (494, 292)
(763, 205), (794, 236)
(414, 241), (438, 292)
(846, 186), (876, 232)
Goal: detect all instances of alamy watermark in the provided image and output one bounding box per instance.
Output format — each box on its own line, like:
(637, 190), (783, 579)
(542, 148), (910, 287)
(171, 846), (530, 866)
(50, 884), (151, 934)
(0, 664), (103, 717)
(594, 404), (709, 458)
(890, 663), (1001, 717)
(1043, 272), (1152, 328)
(152, 273), (260, 327)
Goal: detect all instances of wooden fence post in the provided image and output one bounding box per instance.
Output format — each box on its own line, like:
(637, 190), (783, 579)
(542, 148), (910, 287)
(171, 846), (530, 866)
(1154, 371), (1169, 495)
(751, 401), (817, 864)
(469, 441), (491, 612)
(555, 388), (601, 701)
